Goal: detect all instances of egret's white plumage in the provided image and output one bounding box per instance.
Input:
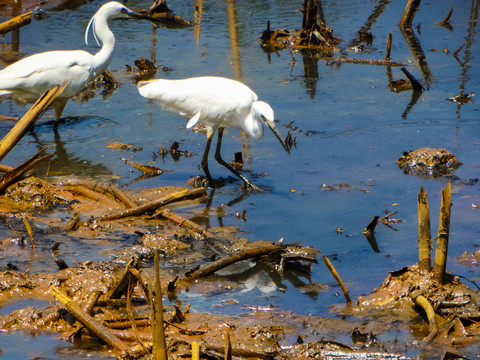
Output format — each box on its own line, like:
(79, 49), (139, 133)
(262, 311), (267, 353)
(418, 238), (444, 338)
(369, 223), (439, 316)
(0, 1), (135, 120)
(137, 76), (290, 189)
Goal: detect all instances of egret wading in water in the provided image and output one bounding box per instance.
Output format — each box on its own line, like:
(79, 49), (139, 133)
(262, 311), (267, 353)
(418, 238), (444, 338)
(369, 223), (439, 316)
(0, 1), (137, 120)
(137, 76), (290, 189)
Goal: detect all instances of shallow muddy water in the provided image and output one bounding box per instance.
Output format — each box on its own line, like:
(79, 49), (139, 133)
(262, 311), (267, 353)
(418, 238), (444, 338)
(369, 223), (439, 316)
(1, 0), (480, 358)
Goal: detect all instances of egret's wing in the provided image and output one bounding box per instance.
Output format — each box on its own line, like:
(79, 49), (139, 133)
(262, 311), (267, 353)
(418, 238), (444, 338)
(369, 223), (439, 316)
(137, 77), (258, 122)
(0, 50), (94, 95)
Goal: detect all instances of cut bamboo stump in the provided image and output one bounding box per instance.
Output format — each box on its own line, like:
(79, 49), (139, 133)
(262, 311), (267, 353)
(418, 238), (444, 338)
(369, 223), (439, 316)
(433, 181), (452, 284)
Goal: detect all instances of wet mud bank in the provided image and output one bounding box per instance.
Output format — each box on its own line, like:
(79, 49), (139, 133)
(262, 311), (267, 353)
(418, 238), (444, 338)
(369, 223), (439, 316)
(0, 175), (478, 359)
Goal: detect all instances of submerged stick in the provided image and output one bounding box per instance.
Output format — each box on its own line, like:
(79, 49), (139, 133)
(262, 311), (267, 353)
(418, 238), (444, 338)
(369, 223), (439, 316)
(433, 181), (452, 284)
(0, 83), (66, 162)
(417, 187), (431, 271)
(322, 255), (351, 304)
(51, 286), (131, 354)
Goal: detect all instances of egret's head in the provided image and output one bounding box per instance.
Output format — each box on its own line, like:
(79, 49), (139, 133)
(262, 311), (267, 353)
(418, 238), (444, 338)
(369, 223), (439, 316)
(85, 2), (137, 46)
(252, 101), (290, 154)
(101, 2), (134, 20)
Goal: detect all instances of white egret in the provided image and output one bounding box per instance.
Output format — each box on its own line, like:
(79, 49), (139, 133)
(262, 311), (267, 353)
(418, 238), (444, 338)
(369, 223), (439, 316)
(137, 76), (290, 189)
(0, 1), (137, 120)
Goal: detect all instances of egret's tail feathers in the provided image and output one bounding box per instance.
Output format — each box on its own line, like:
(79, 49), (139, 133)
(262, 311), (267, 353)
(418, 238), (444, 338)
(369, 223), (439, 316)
(137, 80), (158, 98)
(0, 90), (12, 96)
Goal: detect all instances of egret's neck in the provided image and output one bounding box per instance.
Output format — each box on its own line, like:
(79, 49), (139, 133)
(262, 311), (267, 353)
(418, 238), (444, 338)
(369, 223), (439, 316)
(92, 14), (116, 76)
(245, 111), (264, 140)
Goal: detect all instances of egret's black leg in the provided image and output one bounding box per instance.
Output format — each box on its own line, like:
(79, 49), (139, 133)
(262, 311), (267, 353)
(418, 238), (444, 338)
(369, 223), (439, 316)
(201, 128), (216, 188)
(54, 98), (68, 122)
(214, 128), (260, 190)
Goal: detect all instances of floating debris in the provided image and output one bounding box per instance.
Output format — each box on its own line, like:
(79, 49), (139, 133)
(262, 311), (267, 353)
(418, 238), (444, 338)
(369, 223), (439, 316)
(448, 92), (475, 104)
(397, 147), (461, 178)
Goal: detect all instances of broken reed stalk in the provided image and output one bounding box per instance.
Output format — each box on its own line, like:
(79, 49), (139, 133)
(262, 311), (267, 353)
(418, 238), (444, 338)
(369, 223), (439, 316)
(0, 11), (32, 35)
(191, 341), (200, 360)
(385, 32), (392, 61)
(51, 286), (131, 354)
(83, 290), (102, 314)
(152, 250), (168, 360)
(154, 208), (223, 254)
(91, 187), (206, 222)
(126, 274), (150, 355)
(433, 181), (452, 284)
(417, 187), (431, 271)
(55, 178), (137, 208)
(21, 213), (34, 248)
(411, 291), (437, 342)
(225, 331), (232, 360)
(0, 83), (66, 162)
(399, 0), (421, 28)
(322, 255), (351, 304)
(65, 184), (120, 208)
(0, 148), (53, 194)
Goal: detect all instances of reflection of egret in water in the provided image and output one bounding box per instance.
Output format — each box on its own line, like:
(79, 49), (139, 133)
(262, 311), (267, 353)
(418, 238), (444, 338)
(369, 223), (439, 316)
(218, 261), (319, 300)
(0, 2), (138, 120)
(27, 119), (115, 179)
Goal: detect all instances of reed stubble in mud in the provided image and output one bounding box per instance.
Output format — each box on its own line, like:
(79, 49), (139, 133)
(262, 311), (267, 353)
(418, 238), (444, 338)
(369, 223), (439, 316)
(417, 187), (431, 271)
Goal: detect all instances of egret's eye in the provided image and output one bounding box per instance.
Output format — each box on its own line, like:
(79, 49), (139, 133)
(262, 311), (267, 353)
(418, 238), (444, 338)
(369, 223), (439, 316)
(121, 7), (129, 14)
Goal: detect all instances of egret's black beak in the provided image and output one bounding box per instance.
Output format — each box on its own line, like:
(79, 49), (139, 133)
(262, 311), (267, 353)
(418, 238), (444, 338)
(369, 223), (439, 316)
(265, 120), (290, 154)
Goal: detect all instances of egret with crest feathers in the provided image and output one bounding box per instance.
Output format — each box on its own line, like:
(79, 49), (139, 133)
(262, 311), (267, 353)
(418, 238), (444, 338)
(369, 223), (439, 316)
(0, 1), (137, 120)
(137, 76), (290, 190)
